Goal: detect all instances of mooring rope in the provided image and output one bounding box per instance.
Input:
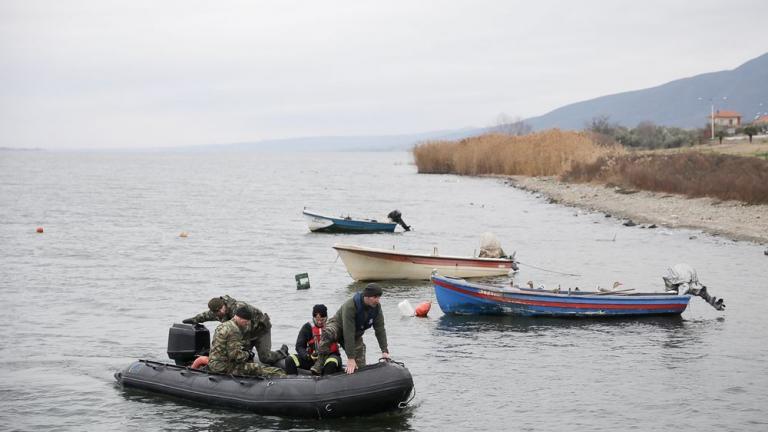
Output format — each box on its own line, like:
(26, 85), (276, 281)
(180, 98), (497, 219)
(516, 261), (581, 277)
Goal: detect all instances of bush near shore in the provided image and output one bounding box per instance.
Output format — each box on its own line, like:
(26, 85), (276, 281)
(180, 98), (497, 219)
(564, 152), (768, 205)
(412, 130), (768, 205)
(412, 130), (621, 176)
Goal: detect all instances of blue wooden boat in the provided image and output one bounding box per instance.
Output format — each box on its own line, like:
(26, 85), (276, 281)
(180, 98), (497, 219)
(431, 274), (692, 317)
(303, 209), (409, 233)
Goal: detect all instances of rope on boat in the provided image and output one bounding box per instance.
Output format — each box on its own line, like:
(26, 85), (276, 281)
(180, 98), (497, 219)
(327, 252), (340, 272)
(399, 386), (416, 409)
(516, 261), (581, 277)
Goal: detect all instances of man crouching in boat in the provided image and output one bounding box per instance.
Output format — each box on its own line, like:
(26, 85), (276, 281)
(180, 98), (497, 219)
(182, 295), (288, 365)
(208, 306), (285, 377)
(286, 304), (342, 375)
(310, 284), (390, 375)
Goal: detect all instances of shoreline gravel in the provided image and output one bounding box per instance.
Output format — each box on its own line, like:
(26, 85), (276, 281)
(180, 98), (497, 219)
(505, 176), (768, 245)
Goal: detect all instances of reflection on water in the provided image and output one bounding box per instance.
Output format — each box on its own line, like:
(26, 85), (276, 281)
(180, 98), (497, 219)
(434, 313), (686, 335)
(119, 385), (414, 432)
(344, 279), (432, 295)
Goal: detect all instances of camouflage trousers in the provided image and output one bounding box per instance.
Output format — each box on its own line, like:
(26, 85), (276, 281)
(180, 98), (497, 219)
(311, 320), (366, 373)
(229, 362), (286, 378)
(244, 323), (285, 365)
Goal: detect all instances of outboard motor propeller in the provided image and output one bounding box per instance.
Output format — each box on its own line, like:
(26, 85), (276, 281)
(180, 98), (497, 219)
(387, 210), (411, 231)
(662, 264), (725, 311)
(696, 286), (725, 311)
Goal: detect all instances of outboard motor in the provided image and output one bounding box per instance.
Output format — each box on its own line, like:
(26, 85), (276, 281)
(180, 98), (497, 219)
(387, 210), (411, 231)
(167, 323), (211, 366)
(662, 264), (725, 311)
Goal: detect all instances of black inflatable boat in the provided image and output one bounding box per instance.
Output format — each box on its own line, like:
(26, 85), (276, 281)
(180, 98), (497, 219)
(114, 324), (414, 418)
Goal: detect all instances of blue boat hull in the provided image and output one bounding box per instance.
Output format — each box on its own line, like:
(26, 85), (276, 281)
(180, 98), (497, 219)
(432, 275), (691, 317)
(303, 211), (397, 233)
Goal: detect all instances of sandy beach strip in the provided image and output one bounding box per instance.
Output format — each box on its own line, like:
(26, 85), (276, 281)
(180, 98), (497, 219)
(505, 176), (768, 245)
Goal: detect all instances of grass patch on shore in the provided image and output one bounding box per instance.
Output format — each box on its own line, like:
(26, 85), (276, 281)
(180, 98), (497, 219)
(412, 130), (621, 176)
(564, 152), (768, 205)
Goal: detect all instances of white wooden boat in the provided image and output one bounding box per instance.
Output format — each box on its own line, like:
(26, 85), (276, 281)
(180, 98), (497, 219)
(333, 243), (517, 281)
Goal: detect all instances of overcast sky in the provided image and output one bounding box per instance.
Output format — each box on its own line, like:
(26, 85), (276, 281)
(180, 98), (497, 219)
(1, 1), (766, 150)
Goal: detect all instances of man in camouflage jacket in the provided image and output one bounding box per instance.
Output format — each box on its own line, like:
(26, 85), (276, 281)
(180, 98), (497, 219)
(208, 306), (285, 377)
(183, 295), (287, 365)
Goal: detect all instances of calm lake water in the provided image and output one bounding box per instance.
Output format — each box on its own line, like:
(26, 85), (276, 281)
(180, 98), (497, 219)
(1, 151), (766, 431)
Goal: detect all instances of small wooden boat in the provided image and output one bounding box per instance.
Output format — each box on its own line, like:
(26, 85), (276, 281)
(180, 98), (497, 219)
(334, 243), (517, 281)
(303, 209), (410, 233)
(432, 274), (692, 317)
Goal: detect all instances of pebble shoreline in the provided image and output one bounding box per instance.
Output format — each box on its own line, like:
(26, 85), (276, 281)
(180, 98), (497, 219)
(504, 176), (768, 245)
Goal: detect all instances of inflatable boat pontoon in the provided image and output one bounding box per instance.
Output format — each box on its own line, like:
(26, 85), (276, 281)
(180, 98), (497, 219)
(114, 323), (414, 418)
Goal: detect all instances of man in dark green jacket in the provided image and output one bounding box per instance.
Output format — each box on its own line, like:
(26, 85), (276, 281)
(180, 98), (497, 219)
(310, 283), (390, 375)
(208, 306), (285, 377)
(183, 295), (287, 365)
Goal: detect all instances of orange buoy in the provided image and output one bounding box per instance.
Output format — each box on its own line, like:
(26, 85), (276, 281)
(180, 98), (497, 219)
(414, 301), (431, 317)
(36, 227), (44, 233)
(191, 355), (209, 369)
(179, 231), (188, 238)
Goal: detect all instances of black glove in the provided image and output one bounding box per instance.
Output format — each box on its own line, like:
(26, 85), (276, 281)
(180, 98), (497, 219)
(246, 350), (255, 361)
(182, 318), (195, 324)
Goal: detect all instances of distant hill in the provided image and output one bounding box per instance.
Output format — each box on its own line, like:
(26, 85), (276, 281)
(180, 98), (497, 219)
(525, 52), (768, 130)
(181, 128), (482, 152)
(168, 52), (768, 152)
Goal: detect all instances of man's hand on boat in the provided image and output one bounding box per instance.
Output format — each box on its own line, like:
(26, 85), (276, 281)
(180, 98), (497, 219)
(345, 352), (390, 374)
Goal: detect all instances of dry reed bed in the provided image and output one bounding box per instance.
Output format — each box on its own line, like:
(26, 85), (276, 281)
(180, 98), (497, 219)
(413, 130), (768, 205)
(565, 152), (768, 205)
(412, 130), (621, 177)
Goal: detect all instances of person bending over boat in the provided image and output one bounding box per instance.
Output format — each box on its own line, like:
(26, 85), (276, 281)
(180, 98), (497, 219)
(286, 304), (342, 375)
(208, 306), (285, 377)
(310, 284), (390, 375)
(182, 295), (288, 365)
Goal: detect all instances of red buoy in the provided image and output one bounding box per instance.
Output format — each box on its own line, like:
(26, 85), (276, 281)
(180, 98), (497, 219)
(36, 227), (44, 233)
(414, 301), (432, 317)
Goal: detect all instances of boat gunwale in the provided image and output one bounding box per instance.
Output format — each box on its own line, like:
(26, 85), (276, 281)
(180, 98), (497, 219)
(302, 210), (397, 227)
(333, 243), (515, 264)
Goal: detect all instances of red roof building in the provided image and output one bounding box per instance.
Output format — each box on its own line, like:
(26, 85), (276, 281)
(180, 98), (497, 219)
(712, 110), (741, 127)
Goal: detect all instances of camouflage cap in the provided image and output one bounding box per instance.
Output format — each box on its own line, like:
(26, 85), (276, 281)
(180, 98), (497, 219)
(208, 297), (225, 312)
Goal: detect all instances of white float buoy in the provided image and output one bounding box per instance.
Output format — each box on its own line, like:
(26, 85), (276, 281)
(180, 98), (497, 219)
(398, 300), (415, 316)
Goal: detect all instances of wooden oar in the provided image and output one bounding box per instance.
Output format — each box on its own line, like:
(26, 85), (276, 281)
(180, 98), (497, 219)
(594, 288), (635, 295)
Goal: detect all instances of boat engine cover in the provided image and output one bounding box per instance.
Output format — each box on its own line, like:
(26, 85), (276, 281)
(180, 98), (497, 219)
(167, 323), (210, 366)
